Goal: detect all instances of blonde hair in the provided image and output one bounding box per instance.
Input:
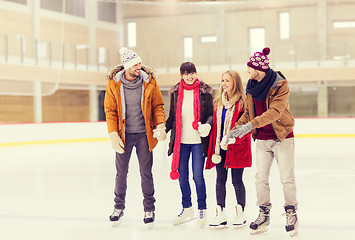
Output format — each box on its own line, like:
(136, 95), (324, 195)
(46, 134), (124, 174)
(213, 70), (246, 109)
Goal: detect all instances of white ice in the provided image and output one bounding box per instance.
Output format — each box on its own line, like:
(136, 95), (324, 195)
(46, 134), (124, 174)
(1, 134), (355, 240)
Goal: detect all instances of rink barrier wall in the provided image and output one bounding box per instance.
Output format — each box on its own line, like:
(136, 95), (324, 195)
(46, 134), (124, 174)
(0, 118), (354, 147)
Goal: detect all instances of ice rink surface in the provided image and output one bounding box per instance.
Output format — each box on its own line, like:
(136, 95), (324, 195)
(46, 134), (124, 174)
(1, 136), (355, 240)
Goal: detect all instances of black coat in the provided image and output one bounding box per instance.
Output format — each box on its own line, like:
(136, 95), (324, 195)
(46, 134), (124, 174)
(166, 81), (214, 157)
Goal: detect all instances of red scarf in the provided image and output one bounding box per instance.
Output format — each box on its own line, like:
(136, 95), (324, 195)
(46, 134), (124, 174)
(170, 78), (200, 180)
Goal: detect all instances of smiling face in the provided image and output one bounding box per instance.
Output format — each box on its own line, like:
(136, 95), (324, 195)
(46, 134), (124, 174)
(247, 66), (265, 82)
(181, 72), (197, 85)
(125, 62), (142, 81)
(221, 73), (234, 94)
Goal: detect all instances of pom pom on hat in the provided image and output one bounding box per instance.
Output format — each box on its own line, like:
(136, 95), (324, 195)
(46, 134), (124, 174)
(263, 47), (270, 55)
(247, 47), (271, 72)
(212, 154), (222, 164)
(119, 47), (142, 70)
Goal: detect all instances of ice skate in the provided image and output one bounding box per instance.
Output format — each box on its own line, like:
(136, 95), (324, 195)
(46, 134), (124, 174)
(173, 206), (194, 225)
(209, 205), (227, 229)
(249, 205), (270, 234)
(233, 204), (246, 228)
(109, 209), (124, 226)
(197, 209), (207, 227)
(143, 211), (155, 225)
(283, 205), (298, 237)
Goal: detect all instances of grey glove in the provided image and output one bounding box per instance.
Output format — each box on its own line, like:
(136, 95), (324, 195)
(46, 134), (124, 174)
(230, 122), (253, 138)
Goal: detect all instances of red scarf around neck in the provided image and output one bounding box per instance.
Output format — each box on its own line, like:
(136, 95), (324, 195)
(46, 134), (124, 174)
(170, 78), (200, 180)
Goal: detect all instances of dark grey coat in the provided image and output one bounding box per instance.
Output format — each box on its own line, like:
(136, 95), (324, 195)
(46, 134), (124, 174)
(166, 81), (214, 157)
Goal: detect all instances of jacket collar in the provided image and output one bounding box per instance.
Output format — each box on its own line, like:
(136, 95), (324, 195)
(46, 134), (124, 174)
(114, 69), (149, 83)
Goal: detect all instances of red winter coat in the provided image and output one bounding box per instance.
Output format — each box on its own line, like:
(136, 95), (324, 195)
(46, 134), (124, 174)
(205, 101), (252, 169)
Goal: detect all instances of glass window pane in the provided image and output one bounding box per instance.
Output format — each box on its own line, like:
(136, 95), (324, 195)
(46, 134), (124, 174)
(41, 0), (63, 12)
(249, 28), (265, 55)
(333, 21), (355, 28)
(98, 2), (116, 23)
(65, 0), (85, 17)
(280, 12), (290, 39)
(127, 22), (136, 48)
(200, 36), (217, 43)
(184, 37), (193, 60)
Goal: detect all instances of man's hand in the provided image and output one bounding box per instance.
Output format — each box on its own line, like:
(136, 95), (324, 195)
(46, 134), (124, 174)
(231, 122), (253, 138)
(153, 123), (166, 141)
(109, 131), (125, 154)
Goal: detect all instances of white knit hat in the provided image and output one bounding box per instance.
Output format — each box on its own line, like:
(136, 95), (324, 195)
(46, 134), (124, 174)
(119, 47), (142, 70)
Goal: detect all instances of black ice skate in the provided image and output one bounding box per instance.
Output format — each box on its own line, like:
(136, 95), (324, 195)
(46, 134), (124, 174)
(109, 209), (124, 226)
(143, 211), (155, 224)
(249, 205), (270, 234)
(284, 205), (298, 237)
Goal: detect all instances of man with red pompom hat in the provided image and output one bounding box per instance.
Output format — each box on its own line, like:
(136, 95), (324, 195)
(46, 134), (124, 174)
(224, 47), (299, 236)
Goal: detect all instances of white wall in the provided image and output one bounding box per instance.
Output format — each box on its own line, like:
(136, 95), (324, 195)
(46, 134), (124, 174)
(0, 122), (108, 145)
(0, 118), (354, 146)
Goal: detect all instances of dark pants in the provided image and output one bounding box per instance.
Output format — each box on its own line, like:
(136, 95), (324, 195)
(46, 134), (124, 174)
(113, 132), (155, 212)
(215, 150), (245, 209)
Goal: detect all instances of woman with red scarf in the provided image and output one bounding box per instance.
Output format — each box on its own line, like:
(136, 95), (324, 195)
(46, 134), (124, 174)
(166, 62), (213, 227)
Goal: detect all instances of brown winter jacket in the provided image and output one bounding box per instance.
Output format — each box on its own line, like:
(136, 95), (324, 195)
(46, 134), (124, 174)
(236, 71), (295, 142)
(104, 64), (166, 152)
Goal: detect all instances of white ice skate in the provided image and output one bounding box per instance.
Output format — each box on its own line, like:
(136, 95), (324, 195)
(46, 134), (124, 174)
(209, 205), (227, 229)
(173, 207), (194, 225)
(233, 204), (246, 228)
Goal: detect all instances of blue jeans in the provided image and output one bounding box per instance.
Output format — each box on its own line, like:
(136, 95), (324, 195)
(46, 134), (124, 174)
(178, 143), (207, 210)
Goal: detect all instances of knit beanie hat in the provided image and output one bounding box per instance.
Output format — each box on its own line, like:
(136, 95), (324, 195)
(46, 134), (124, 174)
(247, 47), (270, 72)
(119, 47), (142, 70)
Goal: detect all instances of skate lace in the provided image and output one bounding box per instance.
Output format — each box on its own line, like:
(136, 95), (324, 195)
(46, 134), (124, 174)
(254, 213), (266, 225)
(145, 211), (154, 218)
(199, 210), (205, 219)
(283, 210), (297, 225)
(112, 209), (123, 216)
(178, 209), (185, 217)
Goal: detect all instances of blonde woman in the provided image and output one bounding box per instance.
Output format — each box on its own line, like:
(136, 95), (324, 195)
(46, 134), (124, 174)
(206, 70), (252, 229)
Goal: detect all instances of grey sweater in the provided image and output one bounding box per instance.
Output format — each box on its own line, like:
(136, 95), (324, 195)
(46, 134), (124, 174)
(120, 72), (146, 133)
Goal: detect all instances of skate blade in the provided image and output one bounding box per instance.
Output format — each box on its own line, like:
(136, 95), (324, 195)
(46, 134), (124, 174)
(233, 223), (246, 229)
(197, 220), (207, 228)
(233, 221), (246, 229)
(250, 226), (268, 235)
(111, 220), (122, 227)
(288, 229), (298, 237)
(209, 223), (228, 230)
(145, 222), (154, 229)
(173, 217), (196, 226)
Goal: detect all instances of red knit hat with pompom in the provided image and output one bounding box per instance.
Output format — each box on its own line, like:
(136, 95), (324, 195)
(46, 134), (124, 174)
(247, 47), (270, 72)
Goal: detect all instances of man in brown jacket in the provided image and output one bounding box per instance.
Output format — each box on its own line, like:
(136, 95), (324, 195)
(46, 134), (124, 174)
(104, 47), (166, 225)
(227, 47), (298, 236)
